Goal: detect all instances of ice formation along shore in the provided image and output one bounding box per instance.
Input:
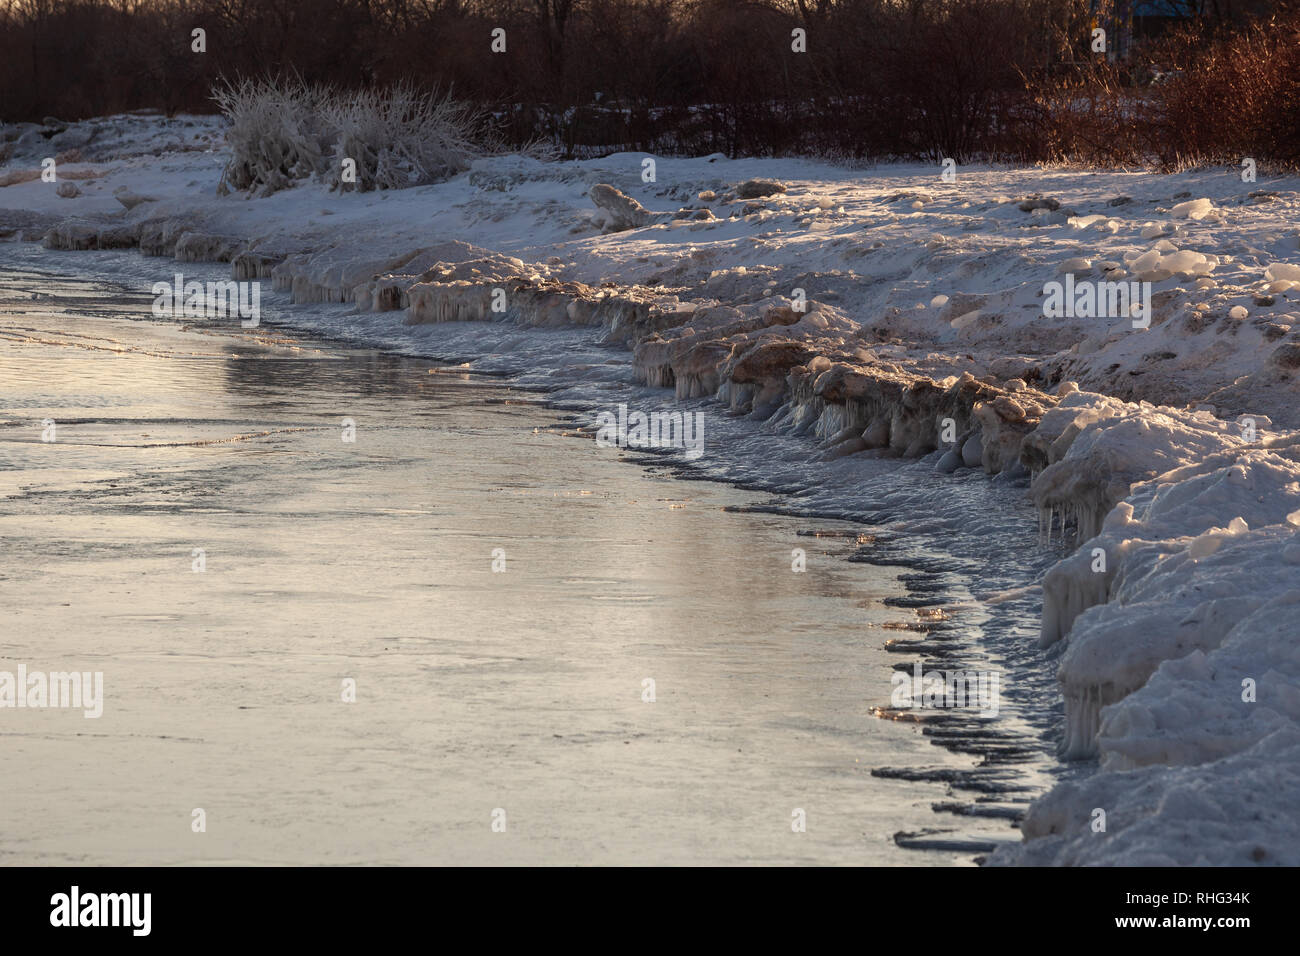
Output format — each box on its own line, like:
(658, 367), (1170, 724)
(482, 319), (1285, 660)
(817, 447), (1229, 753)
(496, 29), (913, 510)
(4, 113), (1300, 865)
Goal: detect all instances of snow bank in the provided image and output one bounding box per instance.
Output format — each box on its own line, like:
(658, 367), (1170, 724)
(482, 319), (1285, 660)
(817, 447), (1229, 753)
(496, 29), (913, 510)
(995, 408), (1300, 863)
(991, 727), (1300, 866)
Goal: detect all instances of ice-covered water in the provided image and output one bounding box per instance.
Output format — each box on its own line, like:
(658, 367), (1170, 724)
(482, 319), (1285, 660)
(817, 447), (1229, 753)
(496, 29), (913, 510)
(0, 247), (1068, 864)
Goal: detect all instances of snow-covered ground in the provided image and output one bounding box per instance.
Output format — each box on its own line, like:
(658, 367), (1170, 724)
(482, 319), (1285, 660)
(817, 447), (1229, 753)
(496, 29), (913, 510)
(3, 112), (1299, 865)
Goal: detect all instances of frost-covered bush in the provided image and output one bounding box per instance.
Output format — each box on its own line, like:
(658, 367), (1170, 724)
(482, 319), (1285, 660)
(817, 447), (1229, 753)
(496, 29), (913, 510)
(213, 77), (487, 196)
(321, 84), (484, 192)
(213, 78), (333, 196)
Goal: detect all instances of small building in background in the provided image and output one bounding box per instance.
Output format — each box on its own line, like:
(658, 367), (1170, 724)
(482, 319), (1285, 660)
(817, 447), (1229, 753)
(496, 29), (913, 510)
(1090, 0), (1208, 60)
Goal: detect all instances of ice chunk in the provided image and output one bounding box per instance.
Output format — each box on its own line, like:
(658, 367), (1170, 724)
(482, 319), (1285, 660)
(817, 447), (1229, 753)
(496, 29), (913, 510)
(1170, 198), (1214, 219)
(1265, 262), (1300, 283)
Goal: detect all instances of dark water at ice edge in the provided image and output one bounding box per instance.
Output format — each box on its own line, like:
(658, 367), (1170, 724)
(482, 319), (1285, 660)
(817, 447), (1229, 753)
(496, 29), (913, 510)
(2, 243), (1094, 858)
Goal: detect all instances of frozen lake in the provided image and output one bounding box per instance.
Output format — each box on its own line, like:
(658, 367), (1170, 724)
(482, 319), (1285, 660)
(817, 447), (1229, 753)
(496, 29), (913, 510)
(0, 257), (1052, 864)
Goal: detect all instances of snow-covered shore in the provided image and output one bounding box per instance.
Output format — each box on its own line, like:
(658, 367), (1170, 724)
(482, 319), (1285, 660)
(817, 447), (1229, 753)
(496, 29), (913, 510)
(4, 113), (1299, 865)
